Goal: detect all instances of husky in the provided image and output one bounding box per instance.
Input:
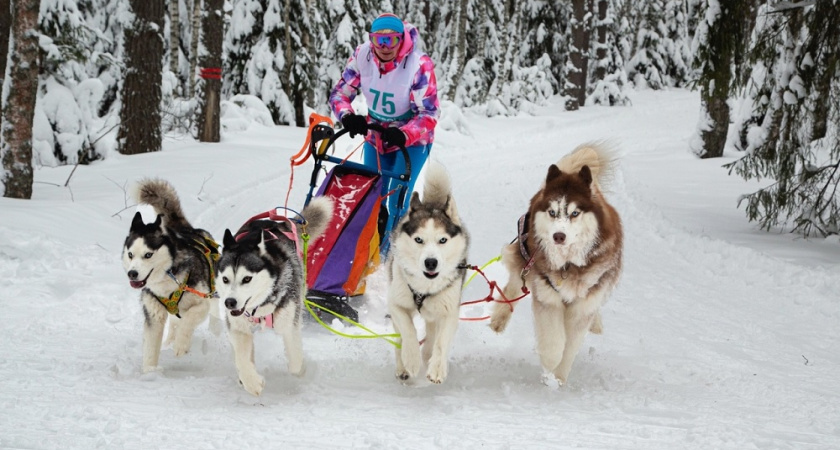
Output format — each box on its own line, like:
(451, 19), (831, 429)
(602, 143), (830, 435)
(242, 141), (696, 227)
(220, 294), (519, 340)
(122, 179), (221, 373)
(489, 143), (623, 386)
(216, 198), (333, 396)
(387, 161), (470, 384)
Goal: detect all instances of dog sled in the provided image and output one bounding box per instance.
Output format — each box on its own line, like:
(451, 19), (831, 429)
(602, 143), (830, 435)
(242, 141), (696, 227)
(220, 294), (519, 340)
(298, 116), (413, 323)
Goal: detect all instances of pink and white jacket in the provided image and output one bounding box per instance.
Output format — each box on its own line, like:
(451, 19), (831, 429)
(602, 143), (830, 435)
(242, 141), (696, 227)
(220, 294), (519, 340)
(329, 24), (439, 153)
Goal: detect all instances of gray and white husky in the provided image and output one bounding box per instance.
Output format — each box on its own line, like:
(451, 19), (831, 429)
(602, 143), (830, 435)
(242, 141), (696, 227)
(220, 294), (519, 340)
(216, 197), (333, 396)
(122, 179), (221, 373)
(387, 161), (470, 384)
(489, 143), (623, 386)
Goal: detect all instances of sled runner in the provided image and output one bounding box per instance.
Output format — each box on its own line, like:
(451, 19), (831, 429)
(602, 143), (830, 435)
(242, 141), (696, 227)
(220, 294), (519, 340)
(302, 120), (412, 323)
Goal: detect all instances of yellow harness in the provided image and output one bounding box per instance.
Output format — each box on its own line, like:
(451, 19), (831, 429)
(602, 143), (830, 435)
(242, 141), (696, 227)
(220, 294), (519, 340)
(152, 237), (220, 317)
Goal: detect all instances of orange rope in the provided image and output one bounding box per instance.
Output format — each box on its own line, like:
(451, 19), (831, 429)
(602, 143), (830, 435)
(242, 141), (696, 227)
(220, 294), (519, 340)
(339, 141), (366, 165)
(285, 113), (334, 209)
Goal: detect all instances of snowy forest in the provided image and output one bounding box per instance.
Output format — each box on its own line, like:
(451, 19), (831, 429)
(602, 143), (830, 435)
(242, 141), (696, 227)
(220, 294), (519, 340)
(1, 0), (838, 237)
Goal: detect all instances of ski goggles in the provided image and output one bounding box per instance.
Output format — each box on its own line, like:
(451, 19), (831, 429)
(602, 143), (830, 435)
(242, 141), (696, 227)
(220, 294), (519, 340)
(370, 32), (402, 49)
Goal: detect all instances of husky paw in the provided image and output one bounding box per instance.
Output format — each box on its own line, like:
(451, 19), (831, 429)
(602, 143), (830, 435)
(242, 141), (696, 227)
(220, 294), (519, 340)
(400, 346), (422, 378)
(395, 370), (411, 381)
(540, 372), (563, 390)
(288, 361), (306, 377)
(489, 309), (511, 333)
(171, 338), (191, 357)
(142, 365), (162, 374)
(589, 313), (603, 335)
(239, 373), (265, 396)
(426, 358), (448, 384)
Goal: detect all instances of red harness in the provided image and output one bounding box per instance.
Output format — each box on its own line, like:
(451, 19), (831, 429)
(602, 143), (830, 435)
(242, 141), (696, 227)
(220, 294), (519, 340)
(235, 209), (302, 257)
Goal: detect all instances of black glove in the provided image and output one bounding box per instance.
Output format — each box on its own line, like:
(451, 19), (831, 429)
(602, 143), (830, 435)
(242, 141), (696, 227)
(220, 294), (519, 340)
(381, 127), (406, 148)
(340, 113), (368, 138)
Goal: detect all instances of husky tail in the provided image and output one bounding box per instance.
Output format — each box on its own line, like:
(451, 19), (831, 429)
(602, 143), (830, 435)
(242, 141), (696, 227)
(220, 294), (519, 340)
(300, 197), (334, 241)
(419, 160), (453, 209)
(133, 178), (191, 229)
(557, 142), (618, 190)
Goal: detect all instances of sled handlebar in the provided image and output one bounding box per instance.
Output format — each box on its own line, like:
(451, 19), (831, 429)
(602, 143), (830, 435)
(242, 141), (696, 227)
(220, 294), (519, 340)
(318, 125), (411, 182)
(365, 124), (411, 181)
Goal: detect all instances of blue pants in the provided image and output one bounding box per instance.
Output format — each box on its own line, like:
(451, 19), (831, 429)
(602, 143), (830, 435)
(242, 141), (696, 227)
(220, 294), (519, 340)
(363, 142), (431, 250)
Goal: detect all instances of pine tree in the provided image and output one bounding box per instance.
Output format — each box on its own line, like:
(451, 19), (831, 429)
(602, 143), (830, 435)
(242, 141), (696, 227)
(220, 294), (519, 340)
(587, 0), (630, 106)
(223, 0), (266, 99)
(452, 0), (501, 109)
(726, 0), (840, 237)
(626, 0), (691, 89)
(1, 0), (42, 198)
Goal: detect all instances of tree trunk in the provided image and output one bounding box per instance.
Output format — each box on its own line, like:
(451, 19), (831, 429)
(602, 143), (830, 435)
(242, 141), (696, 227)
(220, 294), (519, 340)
(189, 0), (201, 97)
(1, 0), (41, 199)
(696, 0), (747, 159)
(196, 0), (224, 143)
(169, 0), (180, 80)
(564, 0), (590, 110)
(593, 0), (608, 83)
(809, 0), (838, 141)
(0, 0), (11, 84)
(118, 0), (165, 155)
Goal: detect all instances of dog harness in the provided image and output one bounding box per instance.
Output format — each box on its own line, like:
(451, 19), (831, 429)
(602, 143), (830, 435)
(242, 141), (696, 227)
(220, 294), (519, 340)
(408, 261), (468, 311)
(517, 213), (531, 261)
(152, 237), (220, 317)
(236, 210), (303, 258)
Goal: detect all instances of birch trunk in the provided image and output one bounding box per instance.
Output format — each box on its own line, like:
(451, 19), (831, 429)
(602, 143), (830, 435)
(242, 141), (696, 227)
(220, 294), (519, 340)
(169, 0), (180, 79)
(189, 0), (201, 97)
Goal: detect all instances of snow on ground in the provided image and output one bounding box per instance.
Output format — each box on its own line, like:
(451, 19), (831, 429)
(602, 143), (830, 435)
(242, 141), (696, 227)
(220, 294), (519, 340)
(1, 89), (839, 449)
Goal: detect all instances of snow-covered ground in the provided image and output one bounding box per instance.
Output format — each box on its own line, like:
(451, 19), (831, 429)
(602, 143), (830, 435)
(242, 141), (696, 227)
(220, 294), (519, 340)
(1, 89), (838, 449)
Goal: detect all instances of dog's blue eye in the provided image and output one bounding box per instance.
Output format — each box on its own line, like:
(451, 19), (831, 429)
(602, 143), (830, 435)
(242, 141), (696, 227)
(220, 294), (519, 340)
(548, 210), (556, 218)
(144, 252), (153, 259)
(439, 237), (447, 244)
(242, 276), (252, 284)
(571, 211), (580, 218)
(414, 237), (424, 244)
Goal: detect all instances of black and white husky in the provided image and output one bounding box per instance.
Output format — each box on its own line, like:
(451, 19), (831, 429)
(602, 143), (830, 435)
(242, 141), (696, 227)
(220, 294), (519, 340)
(122, 179), (221, 373)
(387, 161), (470, 384)
(216, 198), (333, 396)
(489, 143), (623, 386)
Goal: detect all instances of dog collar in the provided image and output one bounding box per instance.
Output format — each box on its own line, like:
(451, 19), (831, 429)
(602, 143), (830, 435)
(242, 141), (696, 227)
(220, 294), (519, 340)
(407, 261), (467, 311)
(246, 312), (274, 329)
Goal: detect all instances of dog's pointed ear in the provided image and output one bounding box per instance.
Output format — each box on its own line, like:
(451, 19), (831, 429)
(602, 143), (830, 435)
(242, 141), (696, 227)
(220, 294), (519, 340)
(444, 195), (460, 226)
(223, 229), (236, 248)
(579, 165), (592, 186)
(258, 230), (268, 255)
(131, 211), (144, 230)
(546, 164), (562, 184)
(409, 192), (422, 212)
(153, 214), (163, 227)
